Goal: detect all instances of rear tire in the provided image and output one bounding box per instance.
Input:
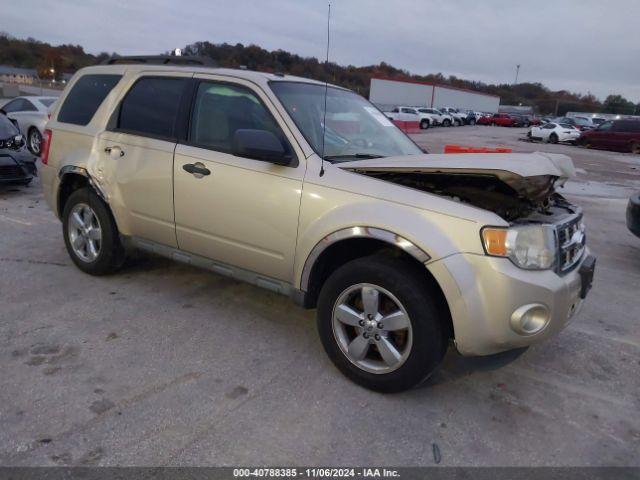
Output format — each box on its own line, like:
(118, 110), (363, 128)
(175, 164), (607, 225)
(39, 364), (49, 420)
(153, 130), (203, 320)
(62, 188), (125, 275)
(549, 133), (559, 144)
(27, 128), (42, 156)
(469, 119), (476, 126)
(316, 254), (447, 392)
(443, 119), (451, 127)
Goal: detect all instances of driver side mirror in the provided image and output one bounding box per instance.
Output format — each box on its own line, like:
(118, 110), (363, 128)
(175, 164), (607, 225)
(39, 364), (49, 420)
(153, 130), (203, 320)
(232, 129), (295, 166)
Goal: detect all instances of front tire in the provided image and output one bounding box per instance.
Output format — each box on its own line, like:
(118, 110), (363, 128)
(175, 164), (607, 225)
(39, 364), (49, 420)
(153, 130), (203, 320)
(62, 188), (125, 275)
(443, 119), (451, 127)
(317, 254), (447, 392)
(469, 118), (476, 126)
(420, 119), (430, 130)
(549, 132), (559, 144)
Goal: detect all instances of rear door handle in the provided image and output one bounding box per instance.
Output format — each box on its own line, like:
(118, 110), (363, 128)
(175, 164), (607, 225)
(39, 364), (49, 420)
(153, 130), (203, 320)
(183, 162), (211, 177)
(104, 146), (125, 157)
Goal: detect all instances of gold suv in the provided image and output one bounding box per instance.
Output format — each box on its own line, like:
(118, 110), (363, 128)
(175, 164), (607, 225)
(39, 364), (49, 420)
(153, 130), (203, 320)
(40, 56), (595, 392)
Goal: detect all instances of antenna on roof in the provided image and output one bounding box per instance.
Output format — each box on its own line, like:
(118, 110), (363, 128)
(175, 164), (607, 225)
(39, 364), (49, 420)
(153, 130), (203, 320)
(319, 2), (331, 177)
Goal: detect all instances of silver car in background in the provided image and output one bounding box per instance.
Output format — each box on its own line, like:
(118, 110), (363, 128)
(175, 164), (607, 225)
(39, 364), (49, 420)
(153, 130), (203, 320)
(1, 96), (57, 155)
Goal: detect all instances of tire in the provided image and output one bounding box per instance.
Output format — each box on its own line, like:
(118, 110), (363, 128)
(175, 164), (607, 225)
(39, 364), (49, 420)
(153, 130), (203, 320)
(469, 119), (476, 126)
(27, 128), (42, 156)
(491, 122), (496, 127)
(549, 133), (559, 144)
(631, 142), (640, 154)
(443, 119), (451, 127)
(317, 254), (447, 393)
(420, 119), (430, 130)
(62, 188), (125, 275)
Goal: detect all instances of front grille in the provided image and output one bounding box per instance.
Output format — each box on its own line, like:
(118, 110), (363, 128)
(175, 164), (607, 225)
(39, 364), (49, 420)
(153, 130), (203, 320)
(556, 213), (586, 274)
(0, 165), (25, 179)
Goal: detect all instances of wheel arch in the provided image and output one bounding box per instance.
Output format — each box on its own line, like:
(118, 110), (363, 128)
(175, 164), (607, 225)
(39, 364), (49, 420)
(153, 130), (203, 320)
(57, 166), (109, 218)
(298, 227), (454, 339)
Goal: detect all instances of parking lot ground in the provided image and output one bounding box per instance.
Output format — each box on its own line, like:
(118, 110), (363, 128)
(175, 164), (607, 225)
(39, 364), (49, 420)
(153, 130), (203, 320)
(1, 125), (639, 466)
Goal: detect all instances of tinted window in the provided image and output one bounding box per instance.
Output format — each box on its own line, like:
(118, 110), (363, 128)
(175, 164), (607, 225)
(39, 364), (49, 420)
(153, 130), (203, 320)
(598, 121), (613, 131)
(58, 74), (121, 125)
(39, 98), (56, 107)
(2, 99), (27, 113)
(190, 82), (286, 155)
(118, 77), (186, 138)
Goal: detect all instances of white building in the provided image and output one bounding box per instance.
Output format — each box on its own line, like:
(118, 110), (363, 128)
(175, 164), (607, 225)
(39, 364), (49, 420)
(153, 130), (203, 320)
(369, 77), (500, 113)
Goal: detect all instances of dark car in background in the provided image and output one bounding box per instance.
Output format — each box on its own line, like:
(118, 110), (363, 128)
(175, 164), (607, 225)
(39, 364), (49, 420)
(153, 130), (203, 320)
(0, 112), (37, 186)
(578, 119), (640, 153)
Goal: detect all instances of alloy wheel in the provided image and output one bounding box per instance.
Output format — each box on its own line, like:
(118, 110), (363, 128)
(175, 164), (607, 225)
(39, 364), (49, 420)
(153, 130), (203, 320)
(68, 203), (102, 262)
(29, 130), (42, 155)
(332, 283), (413, 374)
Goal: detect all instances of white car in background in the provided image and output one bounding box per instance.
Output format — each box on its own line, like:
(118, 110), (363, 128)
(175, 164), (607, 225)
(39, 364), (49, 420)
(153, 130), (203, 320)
(416, 107), (452, 127)
(528, 122), (581, 144)
(1, 96), (58, 155)
(440, 107), (467, 126)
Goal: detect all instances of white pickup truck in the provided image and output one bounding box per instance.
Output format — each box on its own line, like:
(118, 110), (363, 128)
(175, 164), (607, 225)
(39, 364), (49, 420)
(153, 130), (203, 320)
(385, 106), (435, 129)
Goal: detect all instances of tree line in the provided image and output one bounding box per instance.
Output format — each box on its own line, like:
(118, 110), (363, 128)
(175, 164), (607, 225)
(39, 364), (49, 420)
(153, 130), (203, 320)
(1, 33), (637, 116)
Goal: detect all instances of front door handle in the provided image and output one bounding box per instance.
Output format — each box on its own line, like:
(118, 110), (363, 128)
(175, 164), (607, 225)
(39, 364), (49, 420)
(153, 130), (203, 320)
(183, 162), (211, 177)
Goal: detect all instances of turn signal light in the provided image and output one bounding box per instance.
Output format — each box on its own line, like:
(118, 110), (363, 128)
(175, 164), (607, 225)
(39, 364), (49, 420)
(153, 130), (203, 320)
(482, 228), (508, 256)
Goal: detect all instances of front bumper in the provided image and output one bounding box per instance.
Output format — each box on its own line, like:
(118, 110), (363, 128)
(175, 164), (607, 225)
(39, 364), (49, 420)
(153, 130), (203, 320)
(427, 250), (595, 356)
(0, 151), (37, 184)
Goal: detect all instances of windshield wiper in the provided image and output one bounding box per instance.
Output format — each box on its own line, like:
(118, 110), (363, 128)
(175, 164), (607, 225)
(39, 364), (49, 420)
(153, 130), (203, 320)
(323, 153), (384, 161)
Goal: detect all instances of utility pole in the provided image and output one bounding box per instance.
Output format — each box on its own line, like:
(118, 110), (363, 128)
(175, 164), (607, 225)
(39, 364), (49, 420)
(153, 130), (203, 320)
(514, 64), (520, 84)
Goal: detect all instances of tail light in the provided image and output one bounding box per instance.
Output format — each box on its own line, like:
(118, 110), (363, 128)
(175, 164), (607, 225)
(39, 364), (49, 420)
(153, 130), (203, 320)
(41, 129), (52, 164)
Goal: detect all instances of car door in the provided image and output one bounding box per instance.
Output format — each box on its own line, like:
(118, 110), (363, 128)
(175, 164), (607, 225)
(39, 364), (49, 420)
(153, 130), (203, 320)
(95, 73), (193, 248)
(173, 76), (305, 282)
(588, 121), (613, 149)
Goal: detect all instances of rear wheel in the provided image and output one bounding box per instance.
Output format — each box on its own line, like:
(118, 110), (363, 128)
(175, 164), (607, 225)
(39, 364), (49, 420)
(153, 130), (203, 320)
(27, 128), (42, 156)
(62, 188), (125, 275)
(469, 118), (476, 126)
(317, 254), (447, 392)
(420, 119), (430, 130)
(549, 133), (559, 144)
(443, 119), (451, 127)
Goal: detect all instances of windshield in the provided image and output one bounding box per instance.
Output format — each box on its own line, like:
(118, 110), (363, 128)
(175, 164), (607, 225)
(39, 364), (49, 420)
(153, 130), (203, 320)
(0, 114), (19, 138)
(270, 82), (422, 161)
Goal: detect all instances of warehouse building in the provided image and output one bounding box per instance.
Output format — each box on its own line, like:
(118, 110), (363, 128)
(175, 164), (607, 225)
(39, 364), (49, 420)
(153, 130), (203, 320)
(369, 77), (500, 113)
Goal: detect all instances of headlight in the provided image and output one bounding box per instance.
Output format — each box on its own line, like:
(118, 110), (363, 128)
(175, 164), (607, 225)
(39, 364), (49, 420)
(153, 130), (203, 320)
(482, 225), (556, 270)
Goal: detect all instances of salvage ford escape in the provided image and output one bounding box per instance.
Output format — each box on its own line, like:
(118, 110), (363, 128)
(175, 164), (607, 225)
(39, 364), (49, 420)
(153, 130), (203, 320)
(40, 57), (596, 392)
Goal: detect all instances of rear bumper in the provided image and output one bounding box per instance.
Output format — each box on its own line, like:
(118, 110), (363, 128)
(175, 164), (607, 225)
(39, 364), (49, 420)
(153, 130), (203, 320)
(427, 250), (595, 356)
(627, 194), (640, 238)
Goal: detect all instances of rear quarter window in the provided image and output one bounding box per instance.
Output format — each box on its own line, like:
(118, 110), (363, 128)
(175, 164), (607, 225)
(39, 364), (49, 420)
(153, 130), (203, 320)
(57, 74), (122, 126)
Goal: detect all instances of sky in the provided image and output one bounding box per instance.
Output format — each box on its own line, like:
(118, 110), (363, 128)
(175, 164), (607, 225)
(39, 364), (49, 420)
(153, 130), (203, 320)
(2, 0), (639, 102)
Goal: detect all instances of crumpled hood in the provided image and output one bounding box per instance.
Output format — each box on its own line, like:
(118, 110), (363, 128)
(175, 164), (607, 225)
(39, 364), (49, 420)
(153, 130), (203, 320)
(338, 152), (575, 182)
(337, 152), (576, 202)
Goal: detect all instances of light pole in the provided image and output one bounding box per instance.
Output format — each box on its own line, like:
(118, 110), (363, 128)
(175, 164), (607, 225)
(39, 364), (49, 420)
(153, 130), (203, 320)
(514, 64), (520, 84)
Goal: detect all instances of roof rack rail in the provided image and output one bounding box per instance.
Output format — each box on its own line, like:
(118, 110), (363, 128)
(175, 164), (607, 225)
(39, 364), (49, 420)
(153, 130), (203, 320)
(100, 55), (217, 67)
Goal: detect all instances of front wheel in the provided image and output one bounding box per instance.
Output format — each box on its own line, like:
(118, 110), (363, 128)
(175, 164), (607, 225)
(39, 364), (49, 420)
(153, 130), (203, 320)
(62, 188), (125, 275)
(420, 119), (430, 130)
(442, 119), (451, 127)
(469, 119), (476, 126)
(549, 133), (559, 144)
(317, 254), (447, 392)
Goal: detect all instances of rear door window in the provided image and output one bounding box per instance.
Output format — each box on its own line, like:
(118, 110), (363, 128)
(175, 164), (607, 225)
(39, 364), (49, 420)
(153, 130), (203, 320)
(117, 77), (187, 139)
(58, 74), (122, 125)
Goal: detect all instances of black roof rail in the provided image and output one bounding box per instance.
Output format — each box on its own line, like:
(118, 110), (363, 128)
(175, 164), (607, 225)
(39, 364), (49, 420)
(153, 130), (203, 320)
(100, 55), (217, 67)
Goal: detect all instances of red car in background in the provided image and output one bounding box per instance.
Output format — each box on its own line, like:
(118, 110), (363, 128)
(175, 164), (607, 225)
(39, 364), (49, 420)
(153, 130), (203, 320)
(578, 119), (640, 153)
(490, 113), (526, 127)
(477, 114), (493, 125)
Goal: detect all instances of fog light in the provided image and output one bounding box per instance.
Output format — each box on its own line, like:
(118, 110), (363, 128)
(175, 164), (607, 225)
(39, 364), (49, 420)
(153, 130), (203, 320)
(510, 304), (550, 335)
